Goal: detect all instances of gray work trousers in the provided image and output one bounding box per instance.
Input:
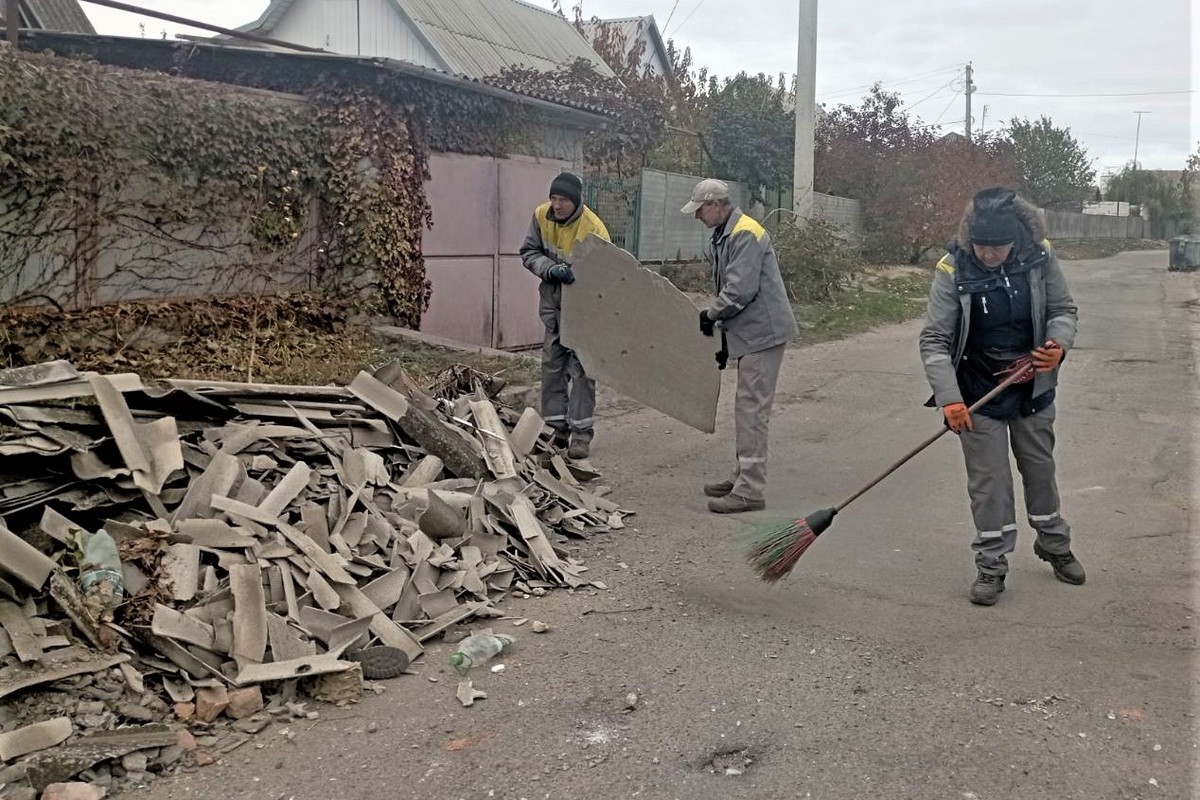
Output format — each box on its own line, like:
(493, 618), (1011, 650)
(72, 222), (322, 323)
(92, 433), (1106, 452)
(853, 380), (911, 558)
(726, 343), (787, 501)
(540, 323), (596, 443)
(958, 403), (1072, 575)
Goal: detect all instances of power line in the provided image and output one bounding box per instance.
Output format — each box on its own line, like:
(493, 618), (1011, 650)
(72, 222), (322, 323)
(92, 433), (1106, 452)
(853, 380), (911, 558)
(668, 0), (709, 35)
(1076, 130), (1181, 146)
(662, 0), (683, 32)
(818, 63), (963, 100)
(905, 80), (956, 111)
(932, 90), (962, 125)
(976, 89), (1193, 98)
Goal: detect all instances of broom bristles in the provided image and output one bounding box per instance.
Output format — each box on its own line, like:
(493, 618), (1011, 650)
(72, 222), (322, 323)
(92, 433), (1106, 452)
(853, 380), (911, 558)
(743, 518), (819, 583)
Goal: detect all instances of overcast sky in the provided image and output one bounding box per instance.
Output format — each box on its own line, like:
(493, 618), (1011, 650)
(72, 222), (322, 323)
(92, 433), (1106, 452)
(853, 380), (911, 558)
(82, 0), (1196, 177)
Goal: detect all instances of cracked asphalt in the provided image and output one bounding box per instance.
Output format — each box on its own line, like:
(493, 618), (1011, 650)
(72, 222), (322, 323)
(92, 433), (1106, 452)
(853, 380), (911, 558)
(132, 250), (1197, 800)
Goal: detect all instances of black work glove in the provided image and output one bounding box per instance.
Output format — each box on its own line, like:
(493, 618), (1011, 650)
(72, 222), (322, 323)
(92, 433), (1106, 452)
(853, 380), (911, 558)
(699, 310), (715, 337)
(547, 264), (575, 284)
(715, 348), (728, 370)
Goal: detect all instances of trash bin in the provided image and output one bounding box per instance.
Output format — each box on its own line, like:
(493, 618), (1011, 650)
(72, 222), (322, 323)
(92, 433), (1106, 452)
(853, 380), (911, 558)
(1168, 234), (1200, 272)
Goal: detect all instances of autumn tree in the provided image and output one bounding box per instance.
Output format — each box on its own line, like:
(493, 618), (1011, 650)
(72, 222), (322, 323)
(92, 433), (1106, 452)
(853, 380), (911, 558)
(1106, 162), (1195, 238)
(702, 73), (794, 199)
(872, 133), (1025, 262)
(1004, 116), (1096, 209)
(815, 85), (935, 202)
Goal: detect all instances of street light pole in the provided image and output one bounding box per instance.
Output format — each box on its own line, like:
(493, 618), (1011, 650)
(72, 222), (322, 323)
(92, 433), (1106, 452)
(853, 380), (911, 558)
(964, 62), (975, 142)
(793, 0), (818, 218)
(1132, 110), (1151, 169)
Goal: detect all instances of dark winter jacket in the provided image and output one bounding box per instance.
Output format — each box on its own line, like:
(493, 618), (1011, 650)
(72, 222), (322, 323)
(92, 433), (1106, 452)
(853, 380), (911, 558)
(919, 195), (1078, 409)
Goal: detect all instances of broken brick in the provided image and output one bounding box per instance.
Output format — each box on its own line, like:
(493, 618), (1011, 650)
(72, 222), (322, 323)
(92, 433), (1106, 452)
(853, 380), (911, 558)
(176, 729), (197, 752)
(193, 686), (229, 723)
(226, 687), (264, 720)
(41, 783), (106, 800)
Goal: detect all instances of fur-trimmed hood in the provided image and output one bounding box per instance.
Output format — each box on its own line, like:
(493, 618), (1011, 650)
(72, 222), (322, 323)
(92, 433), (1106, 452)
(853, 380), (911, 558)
(952, 192), (1046, 249)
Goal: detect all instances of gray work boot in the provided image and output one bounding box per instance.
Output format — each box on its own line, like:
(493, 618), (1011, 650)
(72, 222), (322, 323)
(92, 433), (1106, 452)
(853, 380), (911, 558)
(708, 494), (765, 514)
(1034, 543), (1086, 585)
(969, 572), (1006, 606)
(703, 480), (734, 498)
(567, 439), (590, 460)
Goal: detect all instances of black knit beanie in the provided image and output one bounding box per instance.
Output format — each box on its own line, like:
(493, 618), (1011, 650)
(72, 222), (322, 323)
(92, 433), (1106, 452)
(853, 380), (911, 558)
(549, 172), (583, 208)
(969, 187), (1017, 244)
(970, 187), (1020, 245)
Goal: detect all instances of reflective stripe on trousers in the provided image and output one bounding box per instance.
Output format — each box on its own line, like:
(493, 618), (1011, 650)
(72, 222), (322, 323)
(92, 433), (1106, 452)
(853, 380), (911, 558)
(958, 403), (1071, 575)
(540, 324), (596, 441)
(727, 343), (786, 501)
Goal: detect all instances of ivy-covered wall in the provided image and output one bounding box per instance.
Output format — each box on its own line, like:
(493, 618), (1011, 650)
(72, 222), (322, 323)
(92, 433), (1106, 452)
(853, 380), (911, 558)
(0, 43), (601, 327)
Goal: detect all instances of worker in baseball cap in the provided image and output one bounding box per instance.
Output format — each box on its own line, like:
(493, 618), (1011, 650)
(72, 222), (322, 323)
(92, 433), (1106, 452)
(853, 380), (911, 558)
(684, 178), (798, 514)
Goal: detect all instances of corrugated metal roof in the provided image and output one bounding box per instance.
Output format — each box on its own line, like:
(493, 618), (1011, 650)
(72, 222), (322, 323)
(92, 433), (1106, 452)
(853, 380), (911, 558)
(236, 0), (611, 79)
(19, 29), (616, 123)
(22, 0), (95, 33)
(393, 0), (613, 79)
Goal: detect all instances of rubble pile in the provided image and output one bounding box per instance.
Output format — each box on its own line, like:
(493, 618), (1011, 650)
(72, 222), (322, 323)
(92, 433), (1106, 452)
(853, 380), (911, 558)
(0, 360), (628, 798)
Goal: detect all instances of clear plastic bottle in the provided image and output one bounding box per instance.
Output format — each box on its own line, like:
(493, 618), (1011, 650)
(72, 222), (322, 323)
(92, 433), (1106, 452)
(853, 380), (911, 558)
(450, 632), (514, 675)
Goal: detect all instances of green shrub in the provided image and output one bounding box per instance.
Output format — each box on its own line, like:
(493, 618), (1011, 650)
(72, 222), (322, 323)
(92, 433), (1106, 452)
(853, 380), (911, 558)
(773, 218), (864, 302)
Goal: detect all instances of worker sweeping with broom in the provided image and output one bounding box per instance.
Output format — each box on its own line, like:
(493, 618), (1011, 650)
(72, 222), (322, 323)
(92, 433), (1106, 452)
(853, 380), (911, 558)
(742, 188), (1083, 597)
(919, 187), (1082, 605)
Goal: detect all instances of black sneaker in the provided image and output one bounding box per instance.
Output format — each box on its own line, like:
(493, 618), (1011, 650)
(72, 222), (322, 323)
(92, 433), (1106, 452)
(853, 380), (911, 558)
(1034, 543), (1086, 585)
(969, 572), (1006, 606)
(552, 432), (570, 450)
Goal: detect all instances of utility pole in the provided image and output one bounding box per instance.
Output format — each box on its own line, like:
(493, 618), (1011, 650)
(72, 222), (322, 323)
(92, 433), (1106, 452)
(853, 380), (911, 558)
(964, 62), (975, 142)
(979, 104), (988, 137)
(1132, 110), (1151, 169)
(793, 0), (818, 218)
(6, 0), (19, 47)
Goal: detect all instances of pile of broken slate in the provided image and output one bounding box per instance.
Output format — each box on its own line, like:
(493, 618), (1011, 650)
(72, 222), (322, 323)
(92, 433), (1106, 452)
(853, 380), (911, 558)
(0, 360), (628, 799)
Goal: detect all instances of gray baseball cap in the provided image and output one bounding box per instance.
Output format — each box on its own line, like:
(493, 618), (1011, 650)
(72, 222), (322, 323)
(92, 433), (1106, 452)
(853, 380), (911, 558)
(680, 178), (731, 213)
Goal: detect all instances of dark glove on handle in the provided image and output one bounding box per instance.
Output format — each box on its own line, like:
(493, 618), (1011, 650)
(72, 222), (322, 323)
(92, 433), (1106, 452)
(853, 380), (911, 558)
(715, 349), (728, 370)
(699, 310), (715, 337)
(548, 265), (575, 284)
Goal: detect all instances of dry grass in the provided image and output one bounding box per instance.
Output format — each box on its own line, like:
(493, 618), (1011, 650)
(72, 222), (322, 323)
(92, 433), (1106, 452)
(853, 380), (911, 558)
(0, 294), (540, 389)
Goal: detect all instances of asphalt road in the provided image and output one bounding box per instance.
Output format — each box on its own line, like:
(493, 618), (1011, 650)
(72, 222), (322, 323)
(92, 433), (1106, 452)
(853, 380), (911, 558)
(134, 249), (1197, 800)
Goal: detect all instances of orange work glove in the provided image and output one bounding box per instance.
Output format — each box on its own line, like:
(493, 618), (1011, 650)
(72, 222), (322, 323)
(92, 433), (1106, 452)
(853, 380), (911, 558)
(943, 402), (973, 433)
(1031, 340), (1064, 373)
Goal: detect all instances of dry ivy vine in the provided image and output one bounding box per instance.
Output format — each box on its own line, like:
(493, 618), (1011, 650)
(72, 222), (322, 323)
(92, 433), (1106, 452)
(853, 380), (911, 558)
(0, 47), (532, 328)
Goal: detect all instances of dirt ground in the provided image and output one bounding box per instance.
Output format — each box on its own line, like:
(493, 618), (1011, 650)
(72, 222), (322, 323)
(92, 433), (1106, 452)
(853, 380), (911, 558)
(122, 250), (1197, 799)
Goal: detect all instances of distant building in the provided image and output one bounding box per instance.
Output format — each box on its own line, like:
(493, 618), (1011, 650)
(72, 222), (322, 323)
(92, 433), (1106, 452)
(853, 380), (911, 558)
(1083, 201), (1135, 217)
(226, 0), (613, 80)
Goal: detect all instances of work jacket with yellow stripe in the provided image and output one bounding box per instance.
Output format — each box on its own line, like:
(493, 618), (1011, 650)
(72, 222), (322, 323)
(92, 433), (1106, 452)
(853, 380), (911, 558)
(703, 208), (798, 359)
(519, 201), (610, 328)
(919, 228), (1077, 409)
